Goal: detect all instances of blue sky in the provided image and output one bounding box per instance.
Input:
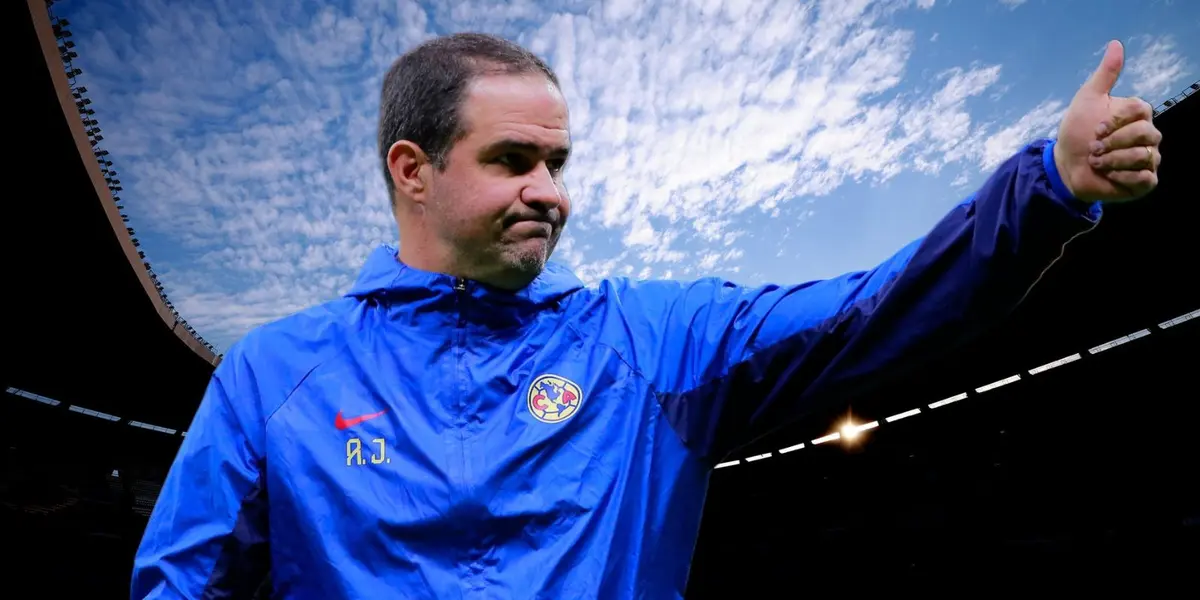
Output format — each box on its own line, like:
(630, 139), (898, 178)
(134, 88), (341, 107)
(60, 0), (1198, 353)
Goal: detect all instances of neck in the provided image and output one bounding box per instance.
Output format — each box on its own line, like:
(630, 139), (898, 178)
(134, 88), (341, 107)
(396, 235), (461, 278)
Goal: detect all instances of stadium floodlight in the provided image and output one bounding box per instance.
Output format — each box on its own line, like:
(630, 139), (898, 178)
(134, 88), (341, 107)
(812, 432), (840, 445)
(1192, 83), (1199, 91)
(840, 420), (879, 442)
(840, 422), (860, 441)
(66, 67), (82, 77)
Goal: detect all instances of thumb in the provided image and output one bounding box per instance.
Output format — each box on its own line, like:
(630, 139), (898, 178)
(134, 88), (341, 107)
(1083, 39), (1125, 96)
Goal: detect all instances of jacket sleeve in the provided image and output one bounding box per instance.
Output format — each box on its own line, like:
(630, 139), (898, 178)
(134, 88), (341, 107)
(612, 138), (1102, 463)
(131, 342), (271, 599)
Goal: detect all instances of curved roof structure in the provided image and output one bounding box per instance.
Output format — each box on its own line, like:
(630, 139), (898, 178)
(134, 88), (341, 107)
(5, 0), (218, 431)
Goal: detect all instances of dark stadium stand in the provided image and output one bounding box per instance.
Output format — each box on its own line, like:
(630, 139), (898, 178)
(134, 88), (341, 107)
(688, 313), (1199, 596)
(5, 0), (1197, 598)
(5, 0), (218, 434)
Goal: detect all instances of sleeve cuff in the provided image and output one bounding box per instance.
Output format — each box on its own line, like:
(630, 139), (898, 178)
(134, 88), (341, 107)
(1042, 139), (1102, 221)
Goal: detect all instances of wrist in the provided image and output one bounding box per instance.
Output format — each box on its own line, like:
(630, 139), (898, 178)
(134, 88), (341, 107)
(1045, 139), (1079, 202)
(1043, 139), (1103, 220)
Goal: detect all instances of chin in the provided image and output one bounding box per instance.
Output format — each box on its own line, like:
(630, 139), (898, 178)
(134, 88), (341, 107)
(497, 246), (549, 284)
(480, 236), (557, 289)
(511, 251), (548, 275)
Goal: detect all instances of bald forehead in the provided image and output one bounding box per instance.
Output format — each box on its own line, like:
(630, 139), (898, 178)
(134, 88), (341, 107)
(459, 74), (570, 147)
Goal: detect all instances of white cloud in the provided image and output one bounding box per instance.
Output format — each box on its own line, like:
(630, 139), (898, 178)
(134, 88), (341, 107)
(977, 100), (1065, 171)
(998, 0), (1027, 7)
(1125, 36), (1191, 100)
(63, 0), (1093, 352)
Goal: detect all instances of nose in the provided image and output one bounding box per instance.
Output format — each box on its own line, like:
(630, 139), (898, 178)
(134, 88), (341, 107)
(520, 162), (564, 213)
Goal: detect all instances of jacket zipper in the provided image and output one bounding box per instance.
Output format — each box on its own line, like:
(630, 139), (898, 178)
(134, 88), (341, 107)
(452, 276), (481, 586)
(452, 277), (468, 413)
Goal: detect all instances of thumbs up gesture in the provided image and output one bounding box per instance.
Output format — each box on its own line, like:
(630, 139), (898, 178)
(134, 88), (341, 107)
(1054, 40), (1162, 203)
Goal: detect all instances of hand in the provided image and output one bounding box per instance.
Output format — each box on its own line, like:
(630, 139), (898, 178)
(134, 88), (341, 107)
(1053, 40), (1162, 203)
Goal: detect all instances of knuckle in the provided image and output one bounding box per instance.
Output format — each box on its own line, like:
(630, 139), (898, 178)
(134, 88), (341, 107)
(1133, 123), (1154, 142)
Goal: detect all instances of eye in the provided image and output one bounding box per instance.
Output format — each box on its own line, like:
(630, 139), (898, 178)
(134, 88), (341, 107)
(547, 158), (568, 174)
(495, 153), (532, 173)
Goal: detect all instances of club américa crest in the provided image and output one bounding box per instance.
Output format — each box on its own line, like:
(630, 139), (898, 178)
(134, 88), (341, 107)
(527, 374), (583, 424)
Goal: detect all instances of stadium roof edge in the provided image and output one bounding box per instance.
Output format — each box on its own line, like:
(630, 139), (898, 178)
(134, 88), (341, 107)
(28, 0), (220, 366)
(1152, 79), (1199, 118)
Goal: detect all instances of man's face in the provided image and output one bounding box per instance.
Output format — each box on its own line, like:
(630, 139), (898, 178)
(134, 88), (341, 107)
(425, 73), (571, 289)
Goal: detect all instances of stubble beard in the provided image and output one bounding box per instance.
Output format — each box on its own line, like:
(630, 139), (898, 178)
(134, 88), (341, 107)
(502, 228), (559, 281)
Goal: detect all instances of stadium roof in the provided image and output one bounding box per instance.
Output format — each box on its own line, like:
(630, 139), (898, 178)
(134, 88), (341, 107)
(5, 0), (1197, 437)
(5, 0), (217, 431)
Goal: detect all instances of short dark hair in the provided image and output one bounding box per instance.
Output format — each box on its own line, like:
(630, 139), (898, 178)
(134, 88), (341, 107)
(377, 32), (561, 203)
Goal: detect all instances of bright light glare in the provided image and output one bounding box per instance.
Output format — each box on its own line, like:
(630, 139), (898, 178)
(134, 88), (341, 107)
(841, 420), (879, 441)
(841, 422), (861, 440)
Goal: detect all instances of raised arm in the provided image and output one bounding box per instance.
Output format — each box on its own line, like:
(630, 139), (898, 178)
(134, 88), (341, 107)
(614, 41), (1161, 464)
(613, 138), (1104, 462)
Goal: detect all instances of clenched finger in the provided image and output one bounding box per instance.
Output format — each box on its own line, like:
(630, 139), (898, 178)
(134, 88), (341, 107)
(1105, 169), (1157, 196)
(1099, 96), (1154, 137)
(1093, 119), (1162, 153)
(1090, 145), (1160, 171)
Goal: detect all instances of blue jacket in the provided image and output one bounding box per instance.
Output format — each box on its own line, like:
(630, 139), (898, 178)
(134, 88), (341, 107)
(133, 139), (1100, 599)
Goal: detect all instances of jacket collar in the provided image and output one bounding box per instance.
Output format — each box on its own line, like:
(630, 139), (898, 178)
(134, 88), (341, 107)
(346, 244), (584, 318)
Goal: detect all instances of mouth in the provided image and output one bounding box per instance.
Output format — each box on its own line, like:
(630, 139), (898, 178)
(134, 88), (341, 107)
(507, 219), (554, 238)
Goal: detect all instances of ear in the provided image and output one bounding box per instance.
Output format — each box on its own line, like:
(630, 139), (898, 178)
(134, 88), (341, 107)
(386, 140), (430, 205)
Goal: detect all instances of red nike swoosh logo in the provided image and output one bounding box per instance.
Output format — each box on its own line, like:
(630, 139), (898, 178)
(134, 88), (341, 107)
(334, 409), (387, 430)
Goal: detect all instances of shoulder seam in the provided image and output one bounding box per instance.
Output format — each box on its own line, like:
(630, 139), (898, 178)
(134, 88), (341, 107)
(260, 304), (358, 426)
(563, 288), (702, 461)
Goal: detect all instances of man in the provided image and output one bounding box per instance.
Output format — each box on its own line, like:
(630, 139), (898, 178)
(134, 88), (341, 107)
(132, 33), (1161, 599)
